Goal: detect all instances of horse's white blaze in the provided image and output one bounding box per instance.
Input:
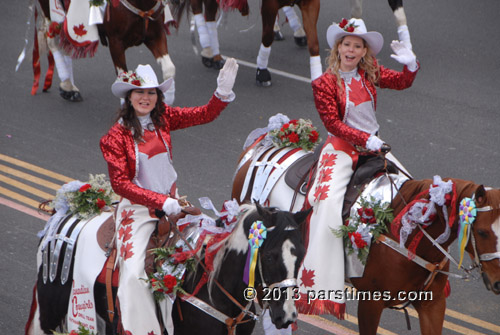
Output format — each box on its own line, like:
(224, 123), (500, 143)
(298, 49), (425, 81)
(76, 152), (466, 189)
(492, 216), (500, 254)
(282, 239), (297, 320)
(157, 54), (175, 80)
(394, 7), (408, 26)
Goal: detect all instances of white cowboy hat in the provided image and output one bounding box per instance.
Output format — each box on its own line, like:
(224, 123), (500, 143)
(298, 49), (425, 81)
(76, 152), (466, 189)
(111, 64), (173, 98)
(326, 18), (384, 55)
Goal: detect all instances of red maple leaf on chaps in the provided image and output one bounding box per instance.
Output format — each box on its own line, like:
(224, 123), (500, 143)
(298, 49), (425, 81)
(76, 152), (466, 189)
(121, 242), (135, 261)
(121, 209), (135, 226)
(301, 268), (316, 288)
(73, 24), (87, 37)
(314, 184), (330, 202)
(118, 225), (133, 242)
(320, 153), (337, 169)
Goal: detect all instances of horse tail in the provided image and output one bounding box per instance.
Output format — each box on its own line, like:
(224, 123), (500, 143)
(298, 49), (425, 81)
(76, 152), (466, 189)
(169, 0), (190, 27)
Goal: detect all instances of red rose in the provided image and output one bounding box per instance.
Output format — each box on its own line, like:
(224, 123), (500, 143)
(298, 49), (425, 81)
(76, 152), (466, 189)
(349, 232), (367, 249)
(289, 119), (298, 125)
(131, 79), (142, 86)
(96, 198), (106, 209)
(369, 217), (377, 224)
(122, 77), (129, 82)
(288, 132), (299, 143)
(281, 124), (290, 131)
(163, 275), (177, 293)
(339, 18), (348, 28)
(346, 26), (355, 33)
(172, 252), (189, 265)
(357, 208), (364, 216)
(79, 184), (91, 192)
(175, 246), (183, 253)
(309, 130), (319, 143)
(47, 22), (61, 38)
(364, 208), (375, 217)
(69, 331), (79, 335)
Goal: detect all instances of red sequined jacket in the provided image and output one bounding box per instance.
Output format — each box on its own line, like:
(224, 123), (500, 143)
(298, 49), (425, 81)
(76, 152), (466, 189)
(312, 62), (419, 147)
(100, 94), (228, 210)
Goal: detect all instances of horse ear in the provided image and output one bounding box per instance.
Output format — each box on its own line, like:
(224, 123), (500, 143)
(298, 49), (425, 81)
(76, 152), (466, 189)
(475, 185), (487, 205)
(255, 202), (273, 222)
(293, 208), (312, 226)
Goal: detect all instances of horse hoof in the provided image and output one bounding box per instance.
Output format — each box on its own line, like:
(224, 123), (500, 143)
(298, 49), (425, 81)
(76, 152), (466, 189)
(59, 88), (83, 102)
(212, 58), (225, 70)
(256, 69), (272, 87)
(274, 30), (285, 41)
(294, 36), (307, 47)
(202, 56), (213, 68)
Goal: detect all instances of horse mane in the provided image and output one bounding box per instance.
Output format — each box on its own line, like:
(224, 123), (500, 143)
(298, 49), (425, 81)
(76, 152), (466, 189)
(208, 203), (256, 299)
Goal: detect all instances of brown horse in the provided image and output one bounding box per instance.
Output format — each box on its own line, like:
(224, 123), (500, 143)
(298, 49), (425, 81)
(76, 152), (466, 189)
(188, 0), (320, 86)
(34, 0), (186, 103)
(231, 142), (500, 334)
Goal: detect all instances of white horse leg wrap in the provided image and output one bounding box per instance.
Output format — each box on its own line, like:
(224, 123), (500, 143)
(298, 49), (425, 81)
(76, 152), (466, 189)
(256, 44), (271, 69)
(206, 21), (220, 56)
(63, 55), (76, 87)
(397, 24), (412, 51)
(163, 79), (175, 106)
(282, 6), (302, 34)
(310, 55), (322, 81)
(52, 50), (71, 82)
(194, 14), (211, 50)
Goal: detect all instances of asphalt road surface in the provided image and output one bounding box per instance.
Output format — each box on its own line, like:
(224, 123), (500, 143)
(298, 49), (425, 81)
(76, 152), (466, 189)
(1, 0), (499, 334)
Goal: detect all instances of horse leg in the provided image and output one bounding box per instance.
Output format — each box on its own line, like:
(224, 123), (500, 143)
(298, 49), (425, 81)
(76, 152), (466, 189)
(41, 17), (83, 101)
(144, 24), (176, 105)
(298, 0), (322, 80)
(204, 0), (225, 70)
(255, 0), (279, 86)
(350, 0), (363, 18)
(191, 0), (214, 67)
(282, 6), (306, 46)
(388, 0), (412, 50)
(273, 15), (285, 41)
(357, 300), (384, 335)
(412, 294), (446, 335)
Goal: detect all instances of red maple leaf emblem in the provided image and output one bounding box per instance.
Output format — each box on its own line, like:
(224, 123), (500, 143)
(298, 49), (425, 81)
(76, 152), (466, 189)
(118, 225), (133, 242)
(138, 131), (168, 159)
(320, 153), (337, 169)
(73, 24), (87, 37)
(121, 209), (135, 226)
(301, 268), (315, 288)
(317, 168), (333, 185)
(314, 184), (330, 202)
(347, 78), (371, 106)
(121, 242), (134, 261)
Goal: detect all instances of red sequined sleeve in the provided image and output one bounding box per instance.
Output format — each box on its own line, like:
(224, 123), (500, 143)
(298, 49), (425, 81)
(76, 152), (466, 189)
(166, 94), (229, 131)
(377, 63), (419, 89)
(312, 74), (370, 147)
(100, 126), (169, 210)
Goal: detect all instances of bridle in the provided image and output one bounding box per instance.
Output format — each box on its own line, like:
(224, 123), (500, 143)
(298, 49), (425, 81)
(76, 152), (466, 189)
(174, 217), (300, 335)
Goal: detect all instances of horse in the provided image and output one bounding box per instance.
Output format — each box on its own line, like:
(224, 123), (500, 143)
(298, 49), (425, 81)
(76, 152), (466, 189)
(25, 203), (309, 335)
(33, 0), (187, 103)
(231, 135), (500, 334)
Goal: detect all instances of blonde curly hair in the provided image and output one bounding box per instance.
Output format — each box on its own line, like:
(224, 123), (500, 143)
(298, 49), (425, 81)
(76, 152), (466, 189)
(326, 36), (379, 92)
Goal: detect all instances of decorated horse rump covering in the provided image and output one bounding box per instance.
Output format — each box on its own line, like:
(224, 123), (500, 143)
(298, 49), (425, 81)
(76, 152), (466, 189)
(36, 211), (111, 333)
(48, 0), (100, 58)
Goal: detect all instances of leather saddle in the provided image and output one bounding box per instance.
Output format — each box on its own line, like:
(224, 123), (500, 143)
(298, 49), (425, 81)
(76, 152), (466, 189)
(283, 148), (398, 220)
(95, 206), (202, 276)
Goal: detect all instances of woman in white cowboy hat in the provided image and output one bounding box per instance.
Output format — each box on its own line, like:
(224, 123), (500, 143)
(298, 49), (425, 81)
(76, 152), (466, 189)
(100, 59), (238, 334)
(294, 18), (419, 318)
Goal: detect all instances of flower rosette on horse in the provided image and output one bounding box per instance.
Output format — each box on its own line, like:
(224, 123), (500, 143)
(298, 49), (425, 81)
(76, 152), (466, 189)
(268, 118), (321, 152)
(333, 195), (394, 264)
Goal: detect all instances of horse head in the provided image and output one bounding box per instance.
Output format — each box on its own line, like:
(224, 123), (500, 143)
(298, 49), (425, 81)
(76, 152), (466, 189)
(464, 186), (500, 294)
(250, 204), (309, 329)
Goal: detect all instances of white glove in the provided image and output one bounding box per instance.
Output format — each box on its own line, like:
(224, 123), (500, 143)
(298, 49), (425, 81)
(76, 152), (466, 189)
(397, 25), (412, 51)
(216, 57), (239, 96)
(366, 135), (384, 151)
(162, 197), (182, 216)
(390, 40), (418, 72)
